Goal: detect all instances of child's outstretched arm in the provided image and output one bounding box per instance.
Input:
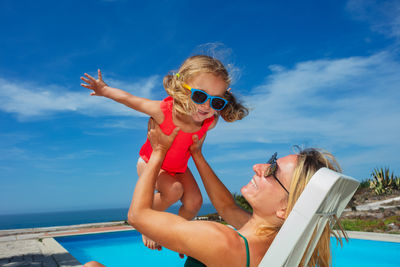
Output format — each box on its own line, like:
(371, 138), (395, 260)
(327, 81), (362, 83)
(81, 69), (163, 123)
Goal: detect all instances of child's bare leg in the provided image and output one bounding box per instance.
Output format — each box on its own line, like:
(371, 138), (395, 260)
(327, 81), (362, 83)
(142, 172), (183, 250)
(152, 171), (184, 211)
(137, 159), (183, 250)
(176, 168), (203, 220)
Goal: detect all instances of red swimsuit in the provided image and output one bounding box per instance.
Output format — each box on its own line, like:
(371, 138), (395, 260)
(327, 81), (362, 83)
(139, 96), (214, 174)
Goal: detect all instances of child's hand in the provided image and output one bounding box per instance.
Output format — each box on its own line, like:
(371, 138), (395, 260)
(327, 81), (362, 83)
(147, 118), (179, 153)
(190, 134), (206, 156)
(80, 69), (109, 97)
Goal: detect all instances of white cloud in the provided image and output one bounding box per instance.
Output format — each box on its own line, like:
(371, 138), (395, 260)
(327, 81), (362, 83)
(208, 51), (400, 154)
(0, 75), (159, 120)
(100, 119), (147, 130)
(346, 0), (400, 39)
(107, 76), (158, 100)
(201, 50), (400, 180)
(2, 50), (399, 180)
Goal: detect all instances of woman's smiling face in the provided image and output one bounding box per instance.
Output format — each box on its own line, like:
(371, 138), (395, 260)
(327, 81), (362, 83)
(186, 72), (227, 122)
(241, 154), (297, 218)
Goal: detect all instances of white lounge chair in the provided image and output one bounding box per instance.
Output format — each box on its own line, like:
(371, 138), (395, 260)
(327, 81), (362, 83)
(259, 168), (360, 267)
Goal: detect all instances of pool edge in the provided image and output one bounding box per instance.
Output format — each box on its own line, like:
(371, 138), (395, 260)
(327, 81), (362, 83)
(345, 231), (400, 243)
(42, 237), (83, 266)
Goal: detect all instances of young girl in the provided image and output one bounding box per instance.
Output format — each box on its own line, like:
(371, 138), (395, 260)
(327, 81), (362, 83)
(80, 55), (248, 250)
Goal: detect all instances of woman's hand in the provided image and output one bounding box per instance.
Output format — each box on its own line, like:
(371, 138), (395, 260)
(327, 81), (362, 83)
(147, 118), (179, 154)
(189, 133), (206, 156)
(80, 69), (109, 97)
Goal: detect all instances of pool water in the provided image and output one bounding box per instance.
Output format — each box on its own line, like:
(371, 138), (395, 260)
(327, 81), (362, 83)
(56, 230), (400, 267)
(331, 237), (400, 267)
(57, 231), (183, 267)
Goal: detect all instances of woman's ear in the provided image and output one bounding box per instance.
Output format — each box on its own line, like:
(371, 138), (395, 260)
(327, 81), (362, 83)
(276, 196), (288, 220)
(276, 208), (287, 220)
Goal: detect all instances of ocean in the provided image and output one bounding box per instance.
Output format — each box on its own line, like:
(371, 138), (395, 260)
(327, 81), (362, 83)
(0, 204), (217, 230)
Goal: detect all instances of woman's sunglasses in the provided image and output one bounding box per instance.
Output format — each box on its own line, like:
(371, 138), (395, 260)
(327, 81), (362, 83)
(265, 152), (289, 194)
(182, 83), (228, 111)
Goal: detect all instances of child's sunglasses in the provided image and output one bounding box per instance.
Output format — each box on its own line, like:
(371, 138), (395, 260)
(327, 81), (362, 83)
(182, 83), (228, 111)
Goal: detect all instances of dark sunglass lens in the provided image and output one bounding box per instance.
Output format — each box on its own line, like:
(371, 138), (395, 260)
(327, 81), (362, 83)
(267, 152), (278, 164)
(264, 167), (272, 177)
(192, 91), (207, 104)
(270, 163), (277, 175)
(211, 98), (226, 110)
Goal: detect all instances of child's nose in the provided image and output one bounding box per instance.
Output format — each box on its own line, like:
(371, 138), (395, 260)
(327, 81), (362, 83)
(199, 99), (211, 109)
(203, 99), (211, 106)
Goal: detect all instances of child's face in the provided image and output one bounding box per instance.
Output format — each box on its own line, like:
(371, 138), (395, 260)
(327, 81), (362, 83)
(187, 73), (227, 122)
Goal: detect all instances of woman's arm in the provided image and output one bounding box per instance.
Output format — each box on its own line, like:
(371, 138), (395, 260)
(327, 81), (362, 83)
(127, 120), (240, 265)
(190, 135), (251, 229)
(80, 69), (163, 123)
(128, 118), (178, 216)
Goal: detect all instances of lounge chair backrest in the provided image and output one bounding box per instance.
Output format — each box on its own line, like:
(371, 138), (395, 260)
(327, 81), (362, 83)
(259, 168), (359, 267)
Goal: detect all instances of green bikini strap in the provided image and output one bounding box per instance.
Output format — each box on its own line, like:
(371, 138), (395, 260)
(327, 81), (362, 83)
(237, 232), (250, 267)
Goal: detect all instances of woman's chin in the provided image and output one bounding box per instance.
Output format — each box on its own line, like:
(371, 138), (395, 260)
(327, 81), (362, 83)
(240, 187), (255, 209)
(241, 184), (255, 199)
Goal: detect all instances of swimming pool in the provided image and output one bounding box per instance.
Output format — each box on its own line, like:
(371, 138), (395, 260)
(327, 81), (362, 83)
(56, 230), (400, 267)
(57, 231), (183, 267)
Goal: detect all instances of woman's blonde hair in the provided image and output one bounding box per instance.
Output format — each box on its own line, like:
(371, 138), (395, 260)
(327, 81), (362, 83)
(163, 55), (248, 122)
(257, 148), (346, 267)
(287, 148), (345, 267)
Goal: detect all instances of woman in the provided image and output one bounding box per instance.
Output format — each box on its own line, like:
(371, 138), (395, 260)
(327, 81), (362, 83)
(86, 119), (343, 267)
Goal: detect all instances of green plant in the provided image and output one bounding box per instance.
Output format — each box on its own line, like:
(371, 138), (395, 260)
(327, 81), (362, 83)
(359, 179), (371, 188)
(232, 193), (253, 212)
(369, 167), (398, 195)
(395, 177), (400, 189)
(338, 216), (400, 233)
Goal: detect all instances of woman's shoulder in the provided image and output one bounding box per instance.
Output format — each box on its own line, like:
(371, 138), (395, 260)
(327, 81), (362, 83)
(192, 223), (247, 266)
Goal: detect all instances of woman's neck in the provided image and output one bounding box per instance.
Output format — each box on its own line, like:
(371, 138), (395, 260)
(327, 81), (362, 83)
(238, 215), (279, 265)
(239, 215), (274, 240)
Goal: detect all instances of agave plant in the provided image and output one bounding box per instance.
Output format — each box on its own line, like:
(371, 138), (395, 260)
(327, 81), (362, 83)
(395, 177), (400, 190)
(369, 167), (397, 195)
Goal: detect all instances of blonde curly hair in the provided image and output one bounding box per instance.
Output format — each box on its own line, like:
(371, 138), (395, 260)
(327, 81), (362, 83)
(163, 55), (248, 122)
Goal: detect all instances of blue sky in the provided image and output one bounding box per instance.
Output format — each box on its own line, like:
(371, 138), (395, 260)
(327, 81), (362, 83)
(1, 0), (399, 214)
